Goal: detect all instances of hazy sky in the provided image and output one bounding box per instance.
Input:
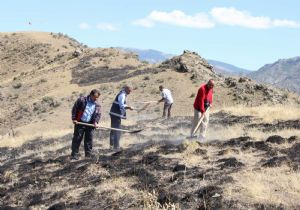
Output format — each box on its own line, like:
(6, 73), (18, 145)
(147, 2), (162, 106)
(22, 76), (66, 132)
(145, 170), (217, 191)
(1, 0), (300, 70)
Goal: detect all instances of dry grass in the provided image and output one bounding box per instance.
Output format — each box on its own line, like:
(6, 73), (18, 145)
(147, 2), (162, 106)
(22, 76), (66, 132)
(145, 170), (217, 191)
(224, 166), (300, 207)
(219, 105), (300, 123)
(141, 190), (179, 210)
(207, 125), (300, 142)
(0, 128), (72, 147)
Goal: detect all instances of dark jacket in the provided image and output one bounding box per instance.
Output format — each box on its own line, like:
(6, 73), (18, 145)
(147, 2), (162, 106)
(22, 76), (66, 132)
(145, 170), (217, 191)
(109, 90), (127, 119)
(72, 95), (101, 123)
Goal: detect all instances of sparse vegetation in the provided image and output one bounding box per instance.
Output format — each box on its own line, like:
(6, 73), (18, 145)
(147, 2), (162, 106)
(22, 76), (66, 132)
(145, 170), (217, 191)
(1, 32), (300, 210)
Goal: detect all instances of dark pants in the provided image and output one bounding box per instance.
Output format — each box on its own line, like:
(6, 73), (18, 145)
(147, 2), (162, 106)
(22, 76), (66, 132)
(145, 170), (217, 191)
(71, 124), (94, 157)
(163, 103), (173, 118)
(110, 115), (121, 149)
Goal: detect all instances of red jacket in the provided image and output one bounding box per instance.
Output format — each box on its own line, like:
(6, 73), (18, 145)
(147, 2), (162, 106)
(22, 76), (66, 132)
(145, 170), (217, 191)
(193, 84), (213, 113)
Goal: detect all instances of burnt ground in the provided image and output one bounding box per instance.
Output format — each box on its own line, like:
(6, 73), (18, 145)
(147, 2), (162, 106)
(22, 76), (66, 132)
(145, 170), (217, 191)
(0, 112), (300, 209)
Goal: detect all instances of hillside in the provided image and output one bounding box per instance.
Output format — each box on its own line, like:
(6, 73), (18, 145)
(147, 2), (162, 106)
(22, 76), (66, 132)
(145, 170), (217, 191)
(0, 32), (300, 210)
(1, 32), (298, 139)
(249, 56), (300, 94)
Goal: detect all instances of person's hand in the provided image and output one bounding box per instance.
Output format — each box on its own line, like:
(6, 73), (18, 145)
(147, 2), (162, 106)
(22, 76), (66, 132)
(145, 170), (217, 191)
(94, 123), (99, 128)
(128, 106), (134, 111)
(73, 120), (78, 125)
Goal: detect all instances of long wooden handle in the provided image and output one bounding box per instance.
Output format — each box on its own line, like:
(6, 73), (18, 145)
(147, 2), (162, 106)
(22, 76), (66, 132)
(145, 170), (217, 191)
(75, 122), (143, 133)
(191, 107), (210, 136)
(134, 101), (158, 104)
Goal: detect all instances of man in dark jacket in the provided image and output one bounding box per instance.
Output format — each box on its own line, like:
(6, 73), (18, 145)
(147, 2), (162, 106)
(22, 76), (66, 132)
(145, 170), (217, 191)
(71, 89), (101, 159)
(109, 85), (133, 151)
(191, 79), (214, 141)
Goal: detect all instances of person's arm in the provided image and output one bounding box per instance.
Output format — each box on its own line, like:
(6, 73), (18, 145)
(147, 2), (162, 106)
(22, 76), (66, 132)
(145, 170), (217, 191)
(93, 103), (101, 126)
(199, 88), (205, 113)
(158, 98), (164, 103)
(71, 97), (81, 124)
(118, 93), (133, 113)
(158, 91), (165, 103)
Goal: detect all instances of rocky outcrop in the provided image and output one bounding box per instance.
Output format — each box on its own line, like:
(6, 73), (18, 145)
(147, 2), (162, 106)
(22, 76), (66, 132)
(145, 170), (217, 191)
(160, 50), (216, 80)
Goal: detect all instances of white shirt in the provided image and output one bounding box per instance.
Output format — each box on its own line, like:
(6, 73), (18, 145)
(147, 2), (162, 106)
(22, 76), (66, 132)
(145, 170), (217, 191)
(161, 88), (174, 104)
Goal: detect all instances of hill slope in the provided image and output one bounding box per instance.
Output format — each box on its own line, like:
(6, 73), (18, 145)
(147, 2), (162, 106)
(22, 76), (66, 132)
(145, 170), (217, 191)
(249, 56), (300, 94)
(0, 31), (300, 210)
(0, 32), (299, 138)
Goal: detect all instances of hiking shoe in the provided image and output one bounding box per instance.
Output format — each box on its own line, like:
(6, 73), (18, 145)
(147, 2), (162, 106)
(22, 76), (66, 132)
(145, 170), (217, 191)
(70, 155), (79, 160)
(113, 147), (123, 152)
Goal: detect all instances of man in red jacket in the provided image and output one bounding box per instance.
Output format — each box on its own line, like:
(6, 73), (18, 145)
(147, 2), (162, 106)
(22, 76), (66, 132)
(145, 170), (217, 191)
(191, 79), (214, 141)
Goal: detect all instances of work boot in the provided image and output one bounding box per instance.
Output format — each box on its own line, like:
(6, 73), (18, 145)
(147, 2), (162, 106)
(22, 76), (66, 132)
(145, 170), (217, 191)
(70, 155), (79, 160)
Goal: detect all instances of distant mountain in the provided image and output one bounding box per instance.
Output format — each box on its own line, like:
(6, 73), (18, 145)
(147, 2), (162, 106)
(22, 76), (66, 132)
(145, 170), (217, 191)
(208, 59), (252, 76)
(119, 48), (174, 63)
(249, 56), (300, 94)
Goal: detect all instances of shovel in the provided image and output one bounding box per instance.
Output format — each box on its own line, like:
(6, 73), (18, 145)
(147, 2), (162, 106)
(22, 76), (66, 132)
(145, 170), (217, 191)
(75, 122), (143, 133)
(191, 107), (210, 137)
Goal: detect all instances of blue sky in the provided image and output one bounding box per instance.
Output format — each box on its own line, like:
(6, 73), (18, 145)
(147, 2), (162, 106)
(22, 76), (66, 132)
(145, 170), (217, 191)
(1, 0), (300, 70)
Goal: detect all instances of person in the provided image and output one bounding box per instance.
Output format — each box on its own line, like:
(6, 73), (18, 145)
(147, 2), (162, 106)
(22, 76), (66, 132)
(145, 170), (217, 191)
(190, 79), (214, 141)
(157, 85), (174, 118)
(109, 85), (134, 151)
(71, 89), (101, 160)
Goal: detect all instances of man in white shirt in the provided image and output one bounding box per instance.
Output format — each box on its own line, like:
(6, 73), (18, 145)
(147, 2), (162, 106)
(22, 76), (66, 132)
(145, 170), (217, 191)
(158, 85), (174, 118)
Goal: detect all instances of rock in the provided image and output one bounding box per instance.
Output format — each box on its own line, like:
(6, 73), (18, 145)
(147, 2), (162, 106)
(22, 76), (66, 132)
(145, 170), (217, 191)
(225, 77), (237, 87)
(238, 77), (249, 83)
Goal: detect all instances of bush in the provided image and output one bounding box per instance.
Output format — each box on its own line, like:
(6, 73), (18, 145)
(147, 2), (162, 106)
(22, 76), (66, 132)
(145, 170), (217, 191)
(144, 76), (150, 80)
(190, 93), (195, 98)
(42, 96), (61, 107)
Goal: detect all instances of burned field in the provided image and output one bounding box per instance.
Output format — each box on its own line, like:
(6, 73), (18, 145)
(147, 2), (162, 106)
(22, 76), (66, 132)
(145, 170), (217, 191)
(0, 112), (300, 209)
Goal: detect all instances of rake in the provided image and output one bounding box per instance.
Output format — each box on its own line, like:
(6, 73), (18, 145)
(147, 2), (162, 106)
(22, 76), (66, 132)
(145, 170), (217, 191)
(76, 122), (143, 133)
(191, 107), (210, 137)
